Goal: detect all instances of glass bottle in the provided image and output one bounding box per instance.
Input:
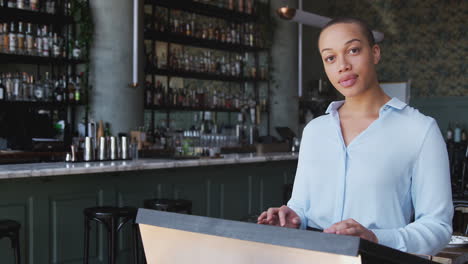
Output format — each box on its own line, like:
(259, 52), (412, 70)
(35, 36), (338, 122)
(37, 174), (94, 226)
(34, 74), (44, 101)
(42, 25), (49, 57)
(74, 75), (81, 103)
(72, 40), (81, 59)
(17, 21), (24, 55)
(3, 23), (10, 53)
(8, 22), (17, 54)
(25, 23), (34, 55)
(42, 72), (51, 101)
(35, 26), (42, 56)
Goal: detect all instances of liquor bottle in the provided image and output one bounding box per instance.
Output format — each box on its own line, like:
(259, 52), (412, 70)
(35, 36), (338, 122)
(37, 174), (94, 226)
(17, 22), (25, 55)
(0, 74), (5, 101)
(34, 74), (44, 101)
(21, 72), (29, 100)
(9, 22), (17, 54)
(74, 75), (81, 102)
(35, 26), (41, 56)
(53, 76), (63, 102)
(228, 0), (234, 10)
(0, 29), (8, 54)
(46, 0), (55, 14)
(25, 23), (34, 55)
(447, 122), (454, 141)
(52, 32), (61, 57)
(237, 0), (243, 12)
(28, 75), (35, 101)
(72, 40), (81, 59)
(145, 81), (152, 107)
(42, 25), (49, 57)
(17, 0), (24, 9)
(12, 72), (21, 100)
(30, 0), (37, 11)
(7, 0), (16, 8)
(43, 72), (52, 101)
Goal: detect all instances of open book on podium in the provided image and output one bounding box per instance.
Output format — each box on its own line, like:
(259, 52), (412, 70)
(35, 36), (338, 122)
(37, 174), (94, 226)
(136, 208), (441, 264)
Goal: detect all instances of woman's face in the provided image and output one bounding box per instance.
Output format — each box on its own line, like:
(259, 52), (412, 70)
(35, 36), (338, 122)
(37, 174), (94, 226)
(318, 23), (381, 98)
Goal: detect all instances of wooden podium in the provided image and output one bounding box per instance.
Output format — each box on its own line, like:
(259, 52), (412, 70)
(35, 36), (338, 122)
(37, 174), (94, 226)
(136, 209), (438, 264)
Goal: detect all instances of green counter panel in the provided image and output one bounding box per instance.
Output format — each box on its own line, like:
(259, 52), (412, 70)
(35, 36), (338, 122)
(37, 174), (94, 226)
(0, 160), (297, 264)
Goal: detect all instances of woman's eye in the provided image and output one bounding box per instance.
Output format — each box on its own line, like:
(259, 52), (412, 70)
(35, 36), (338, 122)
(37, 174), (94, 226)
(349, 48), (360, 54)
(325, 56), (335, 62)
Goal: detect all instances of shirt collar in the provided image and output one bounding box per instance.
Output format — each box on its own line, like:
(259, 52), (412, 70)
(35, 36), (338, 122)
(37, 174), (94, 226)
(325, 97), (407, 114)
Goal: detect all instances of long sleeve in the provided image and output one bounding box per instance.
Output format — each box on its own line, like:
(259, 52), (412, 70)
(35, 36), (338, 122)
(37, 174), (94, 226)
(371, 119), (453, 255)
(287, 125), (312, 230)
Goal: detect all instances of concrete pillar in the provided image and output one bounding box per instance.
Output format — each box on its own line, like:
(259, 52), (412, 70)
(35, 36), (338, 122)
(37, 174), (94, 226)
(269, 0), (299, 138)
(89, 0), (144, 135)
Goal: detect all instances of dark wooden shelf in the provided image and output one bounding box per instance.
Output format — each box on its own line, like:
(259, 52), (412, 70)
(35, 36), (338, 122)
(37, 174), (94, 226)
(144, 30), (264, 53)
(145, 68), (267, 83)
(0, 100), (84, 109)
(145, 105), (242, 112)
(0, 53), (87, 65)
(0, 7), (74, 24)
(144, 0), (258, 22)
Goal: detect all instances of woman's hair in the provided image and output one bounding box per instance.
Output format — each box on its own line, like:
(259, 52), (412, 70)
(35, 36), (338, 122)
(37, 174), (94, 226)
(319, 17), (375, 46)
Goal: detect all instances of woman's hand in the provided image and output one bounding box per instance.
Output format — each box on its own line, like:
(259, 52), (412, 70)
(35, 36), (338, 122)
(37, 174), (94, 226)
(324, 218), (378, 243)
(257, 205), (301, 228)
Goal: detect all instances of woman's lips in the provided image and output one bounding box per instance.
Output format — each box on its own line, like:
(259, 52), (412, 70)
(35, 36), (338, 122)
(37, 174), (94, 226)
(339, 75), (358, 88)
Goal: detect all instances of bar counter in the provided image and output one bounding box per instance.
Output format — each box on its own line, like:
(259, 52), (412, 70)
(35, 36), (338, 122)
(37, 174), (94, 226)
(0, 152), (298, 263)
(0, 152), (298, 179)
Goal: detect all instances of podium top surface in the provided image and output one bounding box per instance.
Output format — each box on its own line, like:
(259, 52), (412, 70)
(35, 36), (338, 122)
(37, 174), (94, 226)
(136, 208), (436, 264)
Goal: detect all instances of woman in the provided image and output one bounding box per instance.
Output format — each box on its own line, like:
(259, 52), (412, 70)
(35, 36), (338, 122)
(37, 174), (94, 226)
(257, 17), (453, 255)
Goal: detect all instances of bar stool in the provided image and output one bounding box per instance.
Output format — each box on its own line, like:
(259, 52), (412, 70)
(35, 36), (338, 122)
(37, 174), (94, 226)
(83, 206), (139, 264)
(283, 184), (293, 205)
(143, 198), (192, 214)
(0, 219), (21, 264)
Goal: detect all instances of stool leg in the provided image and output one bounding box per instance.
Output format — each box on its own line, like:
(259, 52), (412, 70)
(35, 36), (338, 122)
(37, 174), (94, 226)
(84, 216), (90, 264)
(133, 223), (138, 264)
(11, 230), (20, 264)
(108, 217), (117, 264)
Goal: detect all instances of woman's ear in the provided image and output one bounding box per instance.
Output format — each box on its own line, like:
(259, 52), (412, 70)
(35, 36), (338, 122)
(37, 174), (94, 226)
(372, 44), (381, 64)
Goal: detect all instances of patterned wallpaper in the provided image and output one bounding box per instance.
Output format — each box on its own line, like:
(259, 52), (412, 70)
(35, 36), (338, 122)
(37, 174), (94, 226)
(324, 0), (467, 97)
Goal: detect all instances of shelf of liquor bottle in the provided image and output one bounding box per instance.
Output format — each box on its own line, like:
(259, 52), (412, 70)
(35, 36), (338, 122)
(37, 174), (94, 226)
(144, 0), (257, 23)
(0, 53), (87, 65)
(146, 68), (268, 83)
(0, 7), (74, 25)
(0, 100), (83, 109)
(144, 30), (265, 53)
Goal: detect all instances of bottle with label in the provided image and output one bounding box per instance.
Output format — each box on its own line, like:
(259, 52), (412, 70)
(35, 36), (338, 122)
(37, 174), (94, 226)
(30, 0), (38, 11)
(52, 33), (61, 57)
(34, 75), (44, 101)
(8, 0), (16, 8)
(67, 75), (75, 101)
(2, 23), (8, 53)
(25, 23), (34, 55)
(17, 0), (24, 9)
(43, 72), (51, 101)
(35, 26), (42, 56)
(72, 40), (81, 59)
(9, 22), (17, 54)
(41, 25), (49, 57)
(53, 76), (63, 102)
(17, 22), (25, 55)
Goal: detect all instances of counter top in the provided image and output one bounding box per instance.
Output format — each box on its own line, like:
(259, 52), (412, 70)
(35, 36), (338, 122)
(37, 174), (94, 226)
(0, 152), (298, 180)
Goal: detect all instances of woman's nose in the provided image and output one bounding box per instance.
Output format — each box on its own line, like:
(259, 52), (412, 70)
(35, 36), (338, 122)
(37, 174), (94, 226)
(338, 58), (351, 73)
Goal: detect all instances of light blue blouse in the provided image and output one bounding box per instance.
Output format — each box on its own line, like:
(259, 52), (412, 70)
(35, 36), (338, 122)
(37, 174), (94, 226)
(288, 97), (453, 255)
